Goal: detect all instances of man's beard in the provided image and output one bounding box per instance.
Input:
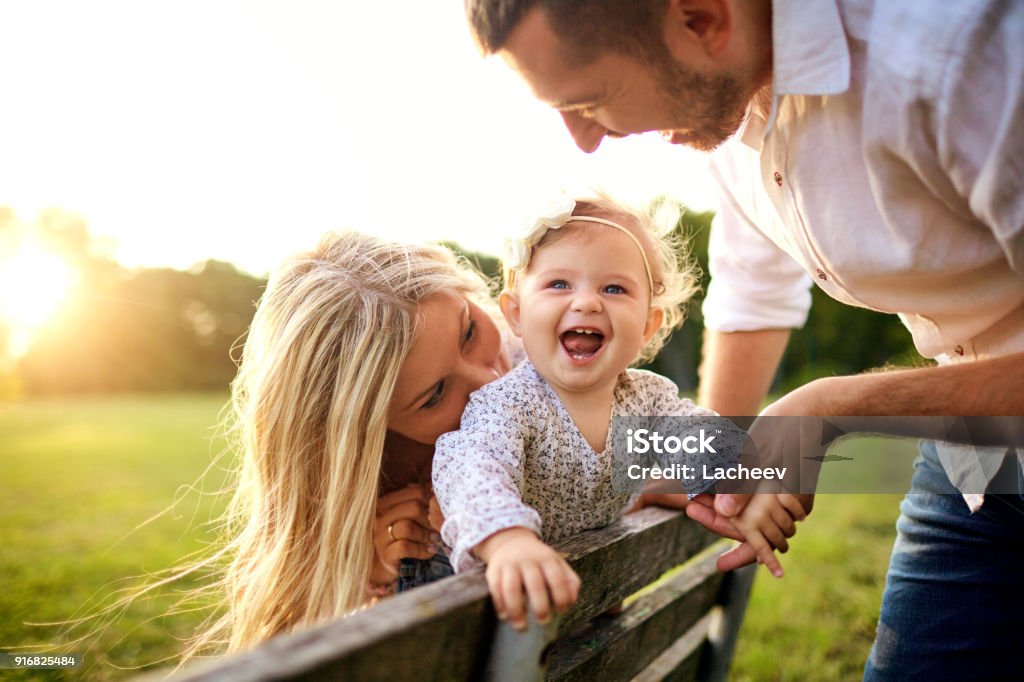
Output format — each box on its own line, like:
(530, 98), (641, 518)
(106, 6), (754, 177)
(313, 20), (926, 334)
(652, 53), (751, 152)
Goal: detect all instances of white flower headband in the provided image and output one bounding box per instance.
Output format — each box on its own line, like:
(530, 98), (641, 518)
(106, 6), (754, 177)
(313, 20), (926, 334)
(504, 195), (655, 293)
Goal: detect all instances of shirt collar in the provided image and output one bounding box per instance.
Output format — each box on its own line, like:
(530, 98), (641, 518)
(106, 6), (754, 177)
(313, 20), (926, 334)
(741, 0), (852, 149)
(772, 0), (851, 97)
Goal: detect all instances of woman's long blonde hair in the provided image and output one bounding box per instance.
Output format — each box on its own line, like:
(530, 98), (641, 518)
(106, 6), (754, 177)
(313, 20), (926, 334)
(195, 231), (490, 653)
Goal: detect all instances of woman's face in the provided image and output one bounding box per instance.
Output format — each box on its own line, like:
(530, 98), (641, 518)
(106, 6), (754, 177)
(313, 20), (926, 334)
(388, 291), (508, 445)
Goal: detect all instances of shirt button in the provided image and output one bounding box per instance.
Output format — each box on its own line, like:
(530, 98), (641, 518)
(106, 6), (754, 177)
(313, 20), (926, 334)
(954, 344), (964, 356)
(816, 268), (828, 281)
(773, 171), (783, 187)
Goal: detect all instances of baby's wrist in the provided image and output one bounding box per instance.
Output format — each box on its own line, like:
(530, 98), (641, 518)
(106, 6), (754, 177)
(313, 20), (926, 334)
(474, 526), (538, 562)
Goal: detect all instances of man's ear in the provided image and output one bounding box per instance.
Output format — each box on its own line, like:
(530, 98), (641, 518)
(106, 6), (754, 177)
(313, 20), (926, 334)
(663, 0), (732, 59)
(643, 307), (665, 343)
(499, 290), (523, 337)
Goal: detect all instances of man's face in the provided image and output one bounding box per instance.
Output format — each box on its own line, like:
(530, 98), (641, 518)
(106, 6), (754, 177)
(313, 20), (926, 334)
(501, 7), (750, 153)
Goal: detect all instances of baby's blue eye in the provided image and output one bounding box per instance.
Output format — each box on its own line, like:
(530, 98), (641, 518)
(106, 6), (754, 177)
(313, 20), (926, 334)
(603, 284), (626, 294)
(548, 280), (570, 290)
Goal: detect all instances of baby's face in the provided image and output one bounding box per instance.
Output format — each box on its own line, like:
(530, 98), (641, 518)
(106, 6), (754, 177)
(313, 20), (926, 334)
(501, 224), (660, 397)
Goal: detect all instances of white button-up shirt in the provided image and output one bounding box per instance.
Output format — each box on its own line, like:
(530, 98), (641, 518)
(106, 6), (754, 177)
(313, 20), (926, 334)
(701, 0), (1024, 508)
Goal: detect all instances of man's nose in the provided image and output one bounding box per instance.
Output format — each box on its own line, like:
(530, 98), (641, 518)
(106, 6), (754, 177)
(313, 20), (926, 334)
(560, 111), (606, 153)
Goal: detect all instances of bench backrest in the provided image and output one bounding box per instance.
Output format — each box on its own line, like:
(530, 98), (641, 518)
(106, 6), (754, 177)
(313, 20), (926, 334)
(168, 508), (754, 681)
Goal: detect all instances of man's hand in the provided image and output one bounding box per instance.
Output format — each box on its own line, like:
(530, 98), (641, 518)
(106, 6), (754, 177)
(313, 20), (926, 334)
(475, 527), (581, 631)
(705, 379), (833, 528)
(686, 493), (814, 571)
(728, 493), (807, 577)
(631, 492), (691, 512)
(685, 495), (757, 570)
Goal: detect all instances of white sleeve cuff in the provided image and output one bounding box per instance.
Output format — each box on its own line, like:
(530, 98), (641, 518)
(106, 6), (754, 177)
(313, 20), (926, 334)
(702, 196), (813, 331)
(703, 275), (812, 331)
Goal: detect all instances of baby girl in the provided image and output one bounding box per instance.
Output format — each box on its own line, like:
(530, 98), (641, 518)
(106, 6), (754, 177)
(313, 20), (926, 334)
(433, 194), (802, 630)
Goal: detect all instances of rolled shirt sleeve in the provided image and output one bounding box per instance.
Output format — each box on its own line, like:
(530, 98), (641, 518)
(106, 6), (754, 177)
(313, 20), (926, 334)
(702, 158), (813, 333)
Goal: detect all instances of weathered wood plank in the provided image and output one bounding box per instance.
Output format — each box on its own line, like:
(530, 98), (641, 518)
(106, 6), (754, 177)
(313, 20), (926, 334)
(631, 613), (713, 682)
(167, 509), (726, 682)
(700, 564), (757, 682)
(546, 545), (725, 680)
(554, 508), (721, 634)
(172, 575), (493, 681)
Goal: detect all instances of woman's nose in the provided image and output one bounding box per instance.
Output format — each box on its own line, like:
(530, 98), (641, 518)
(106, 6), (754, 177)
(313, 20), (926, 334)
(462, 361), (501, 393)
(560, 111), (607, 154)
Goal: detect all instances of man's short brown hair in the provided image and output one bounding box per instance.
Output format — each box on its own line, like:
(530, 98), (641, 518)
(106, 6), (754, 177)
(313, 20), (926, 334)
(465, 0), (670, 66)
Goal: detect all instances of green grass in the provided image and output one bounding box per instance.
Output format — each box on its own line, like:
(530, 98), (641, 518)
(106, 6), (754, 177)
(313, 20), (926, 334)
(729, 436), (911, 681)
(0, 395), (913, 680)
(0, 394), (232, 680)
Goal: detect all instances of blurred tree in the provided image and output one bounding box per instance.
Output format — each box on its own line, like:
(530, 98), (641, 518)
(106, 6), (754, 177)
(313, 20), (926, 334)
(19, 259), (264, 394)
(7, 208), (922, 397)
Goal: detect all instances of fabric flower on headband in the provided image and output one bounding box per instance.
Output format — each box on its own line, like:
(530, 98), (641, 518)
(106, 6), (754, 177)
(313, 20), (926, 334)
(503, 194), (657, 294)
(503, 194), (577, 277)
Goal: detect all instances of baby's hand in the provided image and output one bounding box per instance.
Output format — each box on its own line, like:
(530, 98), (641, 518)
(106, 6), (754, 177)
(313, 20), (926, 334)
(474, 527), (581, 631)
(729, 493), (808, 578)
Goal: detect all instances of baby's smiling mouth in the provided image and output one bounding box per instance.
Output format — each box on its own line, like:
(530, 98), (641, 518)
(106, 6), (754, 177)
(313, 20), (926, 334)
(560, 328), (605, 361)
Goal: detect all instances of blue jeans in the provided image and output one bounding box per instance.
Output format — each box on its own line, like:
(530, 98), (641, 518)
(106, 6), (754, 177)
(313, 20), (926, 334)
(396, 550), (454, 593)
(863, 441), (1024, 680)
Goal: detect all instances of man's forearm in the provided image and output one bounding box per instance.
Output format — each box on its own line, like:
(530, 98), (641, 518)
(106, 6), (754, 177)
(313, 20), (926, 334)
(809, 351), (1024, 418)
(698, 328), (791, 415)
(766, 351), (1024, 447)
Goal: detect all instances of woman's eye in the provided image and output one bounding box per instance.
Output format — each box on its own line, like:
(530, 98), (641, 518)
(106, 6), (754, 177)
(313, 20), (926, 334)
(603, 284), (626, 294)
(423, 380), (445, 409)
(464, 319), (476, 344)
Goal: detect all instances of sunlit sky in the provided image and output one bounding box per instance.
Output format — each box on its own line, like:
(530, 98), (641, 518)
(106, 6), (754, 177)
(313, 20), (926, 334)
(0, 0), (718, 276)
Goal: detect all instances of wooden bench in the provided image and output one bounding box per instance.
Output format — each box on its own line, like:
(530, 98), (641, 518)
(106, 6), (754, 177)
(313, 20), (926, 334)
(168, 508), (755, 681)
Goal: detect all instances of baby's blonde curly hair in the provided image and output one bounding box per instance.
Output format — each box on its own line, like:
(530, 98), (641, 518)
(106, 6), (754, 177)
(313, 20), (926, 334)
(507, 192), (700, 365)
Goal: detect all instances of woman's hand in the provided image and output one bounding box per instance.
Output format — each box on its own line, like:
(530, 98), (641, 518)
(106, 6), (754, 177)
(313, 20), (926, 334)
(427, 494), (445, 533)
(372, 485), (441, 585)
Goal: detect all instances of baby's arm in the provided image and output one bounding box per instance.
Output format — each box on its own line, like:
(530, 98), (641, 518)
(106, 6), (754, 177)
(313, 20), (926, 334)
(433, 386), (541, 573)
(475, 528), (580, 631)
(729, 493), (808, 577)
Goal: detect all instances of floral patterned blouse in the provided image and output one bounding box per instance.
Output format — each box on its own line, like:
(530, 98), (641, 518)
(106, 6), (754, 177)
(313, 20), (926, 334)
(433, 360), (717, 573)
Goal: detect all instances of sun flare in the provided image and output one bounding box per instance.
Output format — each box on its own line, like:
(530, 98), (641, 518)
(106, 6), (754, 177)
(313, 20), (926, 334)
(0, 244), (78, 355)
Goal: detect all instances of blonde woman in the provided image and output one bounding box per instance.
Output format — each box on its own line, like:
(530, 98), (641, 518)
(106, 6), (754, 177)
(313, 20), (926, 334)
(199, 230), (518, 654)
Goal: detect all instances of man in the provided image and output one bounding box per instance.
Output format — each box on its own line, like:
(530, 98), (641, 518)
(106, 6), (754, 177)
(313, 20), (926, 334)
(465, 0), (1024, 678)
